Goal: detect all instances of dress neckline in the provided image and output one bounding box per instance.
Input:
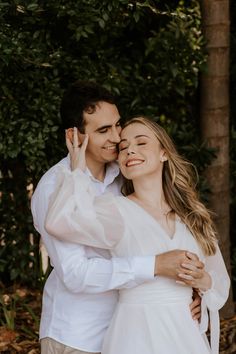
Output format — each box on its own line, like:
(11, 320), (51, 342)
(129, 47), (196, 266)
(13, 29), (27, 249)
(122, 196), (178, 240)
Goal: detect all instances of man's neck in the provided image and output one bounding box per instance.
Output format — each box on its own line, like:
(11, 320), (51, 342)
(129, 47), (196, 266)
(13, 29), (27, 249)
(86, 159), (107, 182)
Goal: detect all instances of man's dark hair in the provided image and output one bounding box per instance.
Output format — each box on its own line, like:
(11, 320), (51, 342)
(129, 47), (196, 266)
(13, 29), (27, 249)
(60, 80), (117, 132)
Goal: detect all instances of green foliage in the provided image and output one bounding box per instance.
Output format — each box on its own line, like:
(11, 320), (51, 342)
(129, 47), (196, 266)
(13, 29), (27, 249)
(0, 293), (18, 330)
(0, 289), (40, 338)
(0, 0), (210, 286)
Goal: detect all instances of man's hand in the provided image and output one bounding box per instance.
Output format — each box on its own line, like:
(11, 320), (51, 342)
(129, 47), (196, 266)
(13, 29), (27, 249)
(154, 250), (204, 280)
(189, 290), (201, 321)
(66, 127), (89, 171)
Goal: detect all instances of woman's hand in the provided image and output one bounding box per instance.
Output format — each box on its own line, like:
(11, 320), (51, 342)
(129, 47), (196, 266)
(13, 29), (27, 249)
(177, 252), (212, 291)
(66, 127), (89, 171)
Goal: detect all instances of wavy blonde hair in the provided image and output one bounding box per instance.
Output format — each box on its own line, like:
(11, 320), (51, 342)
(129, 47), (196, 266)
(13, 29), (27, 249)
(121, 116), (217, 256)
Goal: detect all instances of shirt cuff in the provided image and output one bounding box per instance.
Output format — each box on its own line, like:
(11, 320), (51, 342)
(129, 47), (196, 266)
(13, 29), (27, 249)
(132, 256), (155, 282)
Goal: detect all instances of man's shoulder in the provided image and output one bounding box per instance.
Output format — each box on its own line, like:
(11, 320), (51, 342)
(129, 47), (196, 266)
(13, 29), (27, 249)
(32, 157), (70, 201)
(37, 157), (69, 186)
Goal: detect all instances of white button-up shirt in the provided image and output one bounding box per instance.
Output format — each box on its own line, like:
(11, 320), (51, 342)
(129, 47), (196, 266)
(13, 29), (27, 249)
(31, 156), (155, 352)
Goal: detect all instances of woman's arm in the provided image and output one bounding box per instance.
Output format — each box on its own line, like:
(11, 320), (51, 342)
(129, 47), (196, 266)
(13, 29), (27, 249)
(200, 244), (230, 310)
(45, 166), (124, 249)
(45, 128), (125, 248)
(178, 245), (230, 310)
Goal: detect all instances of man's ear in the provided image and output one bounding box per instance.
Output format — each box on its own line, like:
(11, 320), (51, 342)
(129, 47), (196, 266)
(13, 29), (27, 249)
(66, 128), (85, 146)
(66, 128), (74, 144)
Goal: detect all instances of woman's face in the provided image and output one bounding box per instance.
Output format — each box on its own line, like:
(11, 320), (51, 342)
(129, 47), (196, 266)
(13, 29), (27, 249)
(118, 122), (166, 180)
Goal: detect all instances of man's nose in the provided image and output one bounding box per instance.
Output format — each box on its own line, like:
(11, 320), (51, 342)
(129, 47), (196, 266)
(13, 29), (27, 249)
(110, 127), (121, 143)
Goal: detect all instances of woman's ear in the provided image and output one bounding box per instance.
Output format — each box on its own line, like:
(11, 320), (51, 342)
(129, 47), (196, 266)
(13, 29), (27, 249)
(160, 151), (168, 162)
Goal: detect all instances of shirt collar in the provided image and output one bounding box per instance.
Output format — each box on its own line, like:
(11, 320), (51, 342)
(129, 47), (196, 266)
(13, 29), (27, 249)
(65, 155), (120, 187)
(86, 161), (120, 187)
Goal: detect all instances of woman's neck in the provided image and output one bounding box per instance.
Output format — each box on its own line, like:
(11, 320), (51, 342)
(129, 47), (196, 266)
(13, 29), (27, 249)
(131, 174), (167, 210)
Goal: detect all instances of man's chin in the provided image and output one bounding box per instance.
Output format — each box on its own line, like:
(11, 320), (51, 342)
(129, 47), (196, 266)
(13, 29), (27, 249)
(103, 153), (118, 163)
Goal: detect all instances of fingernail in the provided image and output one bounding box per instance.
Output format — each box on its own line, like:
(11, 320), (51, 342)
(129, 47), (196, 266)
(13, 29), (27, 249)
(176, 280), (185, 285)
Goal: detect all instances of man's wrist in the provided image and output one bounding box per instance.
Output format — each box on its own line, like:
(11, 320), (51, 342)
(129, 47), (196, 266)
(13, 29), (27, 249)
(154, 254), (161, 276)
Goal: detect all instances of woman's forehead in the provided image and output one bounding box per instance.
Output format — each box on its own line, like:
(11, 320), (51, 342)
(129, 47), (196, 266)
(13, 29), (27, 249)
(121, 122), (154, 139)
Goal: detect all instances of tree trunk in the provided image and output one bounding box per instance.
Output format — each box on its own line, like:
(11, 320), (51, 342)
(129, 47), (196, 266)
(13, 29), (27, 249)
(200, 0), (234, 317)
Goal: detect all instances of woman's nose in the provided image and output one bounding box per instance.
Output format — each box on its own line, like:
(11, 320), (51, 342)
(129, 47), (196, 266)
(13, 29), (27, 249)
(127, 146), (136, 155)
(127, 151), (135, 155)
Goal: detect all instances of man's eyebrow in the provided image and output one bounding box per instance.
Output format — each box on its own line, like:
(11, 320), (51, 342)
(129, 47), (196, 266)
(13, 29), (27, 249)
(95, 118), (121, 132)
(119, 134), (150, 143)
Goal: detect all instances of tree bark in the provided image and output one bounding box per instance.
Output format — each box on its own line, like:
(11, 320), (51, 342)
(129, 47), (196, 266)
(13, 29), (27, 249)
(200, 0), (234, 317)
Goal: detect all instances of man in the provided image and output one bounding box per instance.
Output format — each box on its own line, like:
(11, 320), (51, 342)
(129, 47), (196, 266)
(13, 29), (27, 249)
(31, 80), (202, 354)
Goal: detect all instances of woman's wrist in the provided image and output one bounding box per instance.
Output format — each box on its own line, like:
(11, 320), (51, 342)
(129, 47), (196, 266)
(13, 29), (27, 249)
(199, 271), (212, 292)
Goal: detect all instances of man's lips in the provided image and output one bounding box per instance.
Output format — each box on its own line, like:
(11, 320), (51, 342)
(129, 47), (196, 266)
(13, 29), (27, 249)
(103, 145), (117, 151)
(126, 158), (144, 167)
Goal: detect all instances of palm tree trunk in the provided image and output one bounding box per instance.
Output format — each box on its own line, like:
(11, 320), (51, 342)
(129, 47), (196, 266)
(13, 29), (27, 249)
(200, 0), (234, 317)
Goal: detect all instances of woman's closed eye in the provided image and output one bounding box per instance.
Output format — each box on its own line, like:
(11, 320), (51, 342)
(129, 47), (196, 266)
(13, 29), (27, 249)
(119, 144), (128, 151)
(119, 140), (147, 151)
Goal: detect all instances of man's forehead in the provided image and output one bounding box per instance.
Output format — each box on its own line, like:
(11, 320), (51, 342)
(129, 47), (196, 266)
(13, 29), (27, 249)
(84, 104), (120, 130)
(87, 119), (121, 133)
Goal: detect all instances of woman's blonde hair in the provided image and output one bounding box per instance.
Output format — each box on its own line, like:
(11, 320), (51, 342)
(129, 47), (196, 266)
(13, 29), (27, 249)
(121, 116), (217, 256)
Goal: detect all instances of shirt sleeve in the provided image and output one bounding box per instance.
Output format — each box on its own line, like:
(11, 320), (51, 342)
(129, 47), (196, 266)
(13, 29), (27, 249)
(31, 168), (155, 294)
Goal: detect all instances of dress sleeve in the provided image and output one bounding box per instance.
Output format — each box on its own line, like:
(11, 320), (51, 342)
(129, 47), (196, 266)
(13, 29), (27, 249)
(201, 244), (230, 311)
(45, 166), (125, 249)
(31, 170), (155, 294)
(199, 243), (230, 354)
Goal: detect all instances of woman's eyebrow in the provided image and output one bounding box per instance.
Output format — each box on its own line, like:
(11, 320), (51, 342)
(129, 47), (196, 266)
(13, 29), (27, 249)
(134, 134), (150, 139)
(119, 134), (150, 143)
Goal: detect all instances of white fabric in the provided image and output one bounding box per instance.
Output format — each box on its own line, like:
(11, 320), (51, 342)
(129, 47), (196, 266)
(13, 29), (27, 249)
(46, 168), (230, 354)
(31, 156), (155, 352)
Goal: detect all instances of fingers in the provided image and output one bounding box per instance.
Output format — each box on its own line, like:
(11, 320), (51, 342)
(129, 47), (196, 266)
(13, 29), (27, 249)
(189, 297), (201, 311)
(182, 252), (204, 270)
(178, 268), (204, 283)
(186, 252), (204, 268)
(180, 263), (204, 280)
(189, 298), (201, 321)
(73, 127), (79, 148)
(178, 273), (194, 281)
(80, 134), (89, 152)
(186, 251), (198, 261)
(66, 130), (73, 154)
(189, 293), (201, 321)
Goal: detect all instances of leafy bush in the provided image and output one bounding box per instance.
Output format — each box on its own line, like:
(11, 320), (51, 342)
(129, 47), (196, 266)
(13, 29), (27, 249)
(0, 0), (213, 286)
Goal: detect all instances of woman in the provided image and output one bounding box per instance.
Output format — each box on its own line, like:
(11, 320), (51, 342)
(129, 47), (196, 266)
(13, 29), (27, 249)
(46, 117), (230, 354)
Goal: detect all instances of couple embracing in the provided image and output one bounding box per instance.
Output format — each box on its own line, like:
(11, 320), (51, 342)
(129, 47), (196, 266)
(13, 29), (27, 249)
(32, 81), (230, 354)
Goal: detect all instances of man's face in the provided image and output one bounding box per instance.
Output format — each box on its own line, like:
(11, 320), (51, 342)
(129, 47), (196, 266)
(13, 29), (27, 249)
(81, 101), (121, 166)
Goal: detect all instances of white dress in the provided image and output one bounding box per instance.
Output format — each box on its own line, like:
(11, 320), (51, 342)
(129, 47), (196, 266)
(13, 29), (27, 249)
(46, 168), (230, 354)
